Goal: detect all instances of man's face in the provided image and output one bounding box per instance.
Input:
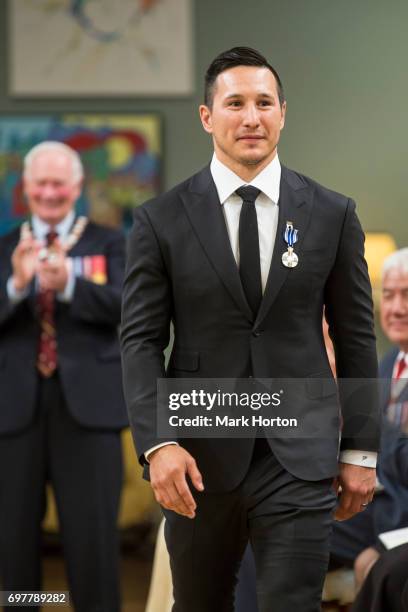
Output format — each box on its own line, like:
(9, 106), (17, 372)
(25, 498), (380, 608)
(24, 150), (81, 226)
(380, 268), (408, 351)
(199, 65), (286, 179)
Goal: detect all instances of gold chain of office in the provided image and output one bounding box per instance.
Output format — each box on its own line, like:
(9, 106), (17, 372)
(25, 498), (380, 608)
(19, 216), (88, 253)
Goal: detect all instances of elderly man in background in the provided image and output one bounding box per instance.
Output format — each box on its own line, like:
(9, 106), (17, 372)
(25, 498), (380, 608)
(330, 247), (408, 592)
(0, 142), (128, 612)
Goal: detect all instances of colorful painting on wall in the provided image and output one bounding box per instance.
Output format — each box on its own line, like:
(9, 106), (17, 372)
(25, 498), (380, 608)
(0, 114), (161, 235)
(9, 0), (193, 96)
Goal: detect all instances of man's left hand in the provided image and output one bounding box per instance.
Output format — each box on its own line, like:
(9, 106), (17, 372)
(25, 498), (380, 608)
(334, 462), (376, 521)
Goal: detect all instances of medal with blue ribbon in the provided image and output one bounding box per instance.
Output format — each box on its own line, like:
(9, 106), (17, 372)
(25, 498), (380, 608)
(282, 221), (299, 268)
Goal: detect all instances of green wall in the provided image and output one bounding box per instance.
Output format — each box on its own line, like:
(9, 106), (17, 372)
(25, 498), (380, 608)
(1, 0), (407, 242)
(1, 0), (406, 354)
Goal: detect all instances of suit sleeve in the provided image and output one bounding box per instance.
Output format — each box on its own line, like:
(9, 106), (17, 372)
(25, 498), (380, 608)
(67, 229), (125, 326)
(0, 237), (24, 328)
(324, 198), (381, 452)
(120, 206), (173, 463)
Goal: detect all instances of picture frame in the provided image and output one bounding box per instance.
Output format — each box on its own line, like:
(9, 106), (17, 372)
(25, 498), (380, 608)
(8, 0), (193, 96)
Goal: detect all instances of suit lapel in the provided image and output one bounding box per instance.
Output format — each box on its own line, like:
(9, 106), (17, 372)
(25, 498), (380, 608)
(254, 166), (313, 328)
(180, 167), (253, 323)
(67, 221), (91, 257)
(180, 165), (314, 326)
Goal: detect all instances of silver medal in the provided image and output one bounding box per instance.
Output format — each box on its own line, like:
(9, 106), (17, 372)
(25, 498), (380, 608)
(282, 247), (299, 268)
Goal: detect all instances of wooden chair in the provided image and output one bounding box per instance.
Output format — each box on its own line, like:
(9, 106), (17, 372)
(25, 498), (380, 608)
(322, 567), (355, 611)
(145, 519), (173, 612)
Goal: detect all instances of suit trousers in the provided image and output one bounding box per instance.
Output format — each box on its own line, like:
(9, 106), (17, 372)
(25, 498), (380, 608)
(162, 439), (337, 612)
(0, 373), (122, 612)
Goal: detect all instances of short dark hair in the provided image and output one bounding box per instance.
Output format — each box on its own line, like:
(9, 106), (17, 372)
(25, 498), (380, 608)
(204, 46), (285, 108)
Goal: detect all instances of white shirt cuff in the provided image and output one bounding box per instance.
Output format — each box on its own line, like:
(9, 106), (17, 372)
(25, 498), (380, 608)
(339, 450), (377, 468)
(144, 441), (179, 463)
(6, 276), (29, 304)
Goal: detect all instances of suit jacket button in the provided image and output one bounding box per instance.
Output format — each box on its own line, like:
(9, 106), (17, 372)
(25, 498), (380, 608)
(252, 331), (261, 337)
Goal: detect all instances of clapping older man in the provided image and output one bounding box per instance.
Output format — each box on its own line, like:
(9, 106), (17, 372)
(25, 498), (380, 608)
(0, 142), (128, 612)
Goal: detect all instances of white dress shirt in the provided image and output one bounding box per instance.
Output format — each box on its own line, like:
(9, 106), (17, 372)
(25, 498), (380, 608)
(146, 153), (377, 468)
(211, 152), (280, 293)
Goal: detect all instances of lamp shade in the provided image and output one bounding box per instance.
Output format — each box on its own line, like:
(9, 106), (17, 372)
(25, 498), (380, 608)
(364, 232), (397, 305)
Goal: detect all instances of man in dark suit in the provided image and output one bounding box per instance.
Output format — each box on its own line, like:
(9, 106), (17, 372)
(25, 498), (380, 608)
(0, 141), (128, 612)
(121, 47), (380, 611)
(331, 247), (408, 590)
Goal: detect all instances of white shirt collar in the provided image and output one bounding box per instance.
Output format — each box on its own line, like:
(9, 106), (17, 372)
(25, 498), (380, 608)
(210, 152), (281, 205)
(32, 210), (76, 241)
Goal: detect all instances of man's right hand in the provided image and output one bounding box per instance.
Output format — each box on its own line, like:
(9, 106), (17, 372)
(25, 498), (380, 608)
(11, 237), (41, 292)
(149, 445), (204, 519)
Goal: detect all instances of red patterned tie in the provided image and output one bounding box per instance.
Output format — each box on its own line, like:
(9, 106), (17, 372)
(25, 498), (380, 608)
(388, 354), (408, 426)
(395, 354), (406, 380)
(37, 230), (58, 377)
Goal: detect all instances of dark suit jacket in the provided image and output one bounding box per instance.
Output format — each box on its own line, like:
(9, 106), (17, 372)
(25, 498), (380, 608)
(121, 165), (380, 490)
(0, 220), (128, 434)
(372, 349), (408, 535)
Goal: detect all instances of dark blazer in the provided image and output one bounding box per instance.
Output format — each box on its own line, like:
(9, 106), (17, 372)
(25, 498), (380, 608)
(0, 220), (128, 434)
(372, 349), (408, 535)
(121, 164), (380, 490)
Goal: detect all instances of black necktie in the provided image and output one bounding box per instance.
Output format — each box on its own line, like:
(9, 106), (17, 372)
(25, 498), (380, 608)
(236, 186), (262, 317)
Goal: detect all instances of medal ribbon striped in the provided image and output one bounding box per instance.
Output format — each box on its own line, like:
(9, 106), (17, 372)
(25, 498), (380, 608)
(284, 222), (298, 247)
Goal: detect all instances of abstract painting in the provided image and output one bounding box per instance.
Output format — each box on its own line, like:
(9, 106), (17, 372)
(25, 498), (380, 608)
(0, 114), (161, 235)
(9, 0), (193, 96)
